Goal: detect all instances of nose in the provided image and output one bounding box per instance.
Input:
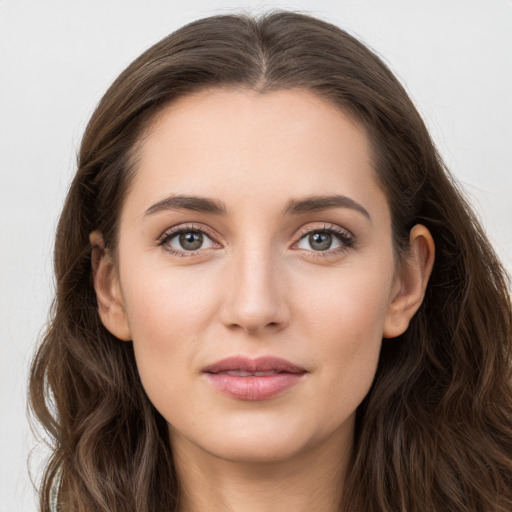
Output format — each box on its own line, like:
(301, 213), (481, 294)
(220, 245), (289, 335)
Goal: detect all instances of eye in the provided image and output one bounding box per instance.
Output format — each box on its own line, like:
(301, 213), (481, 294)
(295, 225), (354, 253)
(298, 231), (340, 251)
(159, 226), (216, 254)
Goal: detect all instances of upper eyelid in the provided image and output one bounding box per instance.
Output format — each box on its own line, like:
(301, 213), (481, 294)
(293, 223), (353, 240)
(158, 223), (219, 245)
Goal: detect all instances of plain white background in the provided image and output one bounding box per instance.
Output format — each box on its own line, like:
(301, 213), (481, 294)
(1, 1), (511, 510)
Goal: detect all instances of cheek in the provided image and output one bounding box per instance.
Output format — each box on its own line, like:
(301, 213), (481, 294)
(292, 259), (394, 399)
(118, 259), (221, 395)
(295, 258), (394, 344)
(122, 260), (220, 341)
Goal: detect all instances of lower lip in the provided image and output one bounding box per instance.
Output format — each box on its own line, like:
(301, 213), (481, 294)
(205, 373), (305, 400)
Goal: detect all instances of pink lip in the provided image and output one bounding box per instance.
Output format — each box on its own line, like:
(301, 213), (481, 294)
(203, 356), (307, 401)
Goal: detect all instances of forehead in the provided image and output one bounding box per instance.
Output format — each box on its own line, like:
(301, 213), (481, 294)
(126, 88), (387, 220)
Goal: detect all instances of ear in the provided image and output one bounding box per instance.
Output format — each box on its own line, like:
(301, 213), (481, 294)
(383, 224), (435, 339)
(90, 231), (132, 341)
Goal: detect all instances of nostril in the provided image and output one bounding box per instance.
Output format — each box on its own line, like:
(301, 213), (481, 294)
(226, 320), (282, 334)
(220, 280), (290, 333)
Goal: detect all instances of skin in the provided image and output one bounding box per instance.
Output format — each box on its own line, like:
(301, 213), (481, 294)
(91, 88), (434, 512)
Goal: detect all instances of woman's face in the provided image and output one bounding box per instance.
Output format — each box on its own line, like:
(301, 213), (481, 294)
(99, 88), (411, 464)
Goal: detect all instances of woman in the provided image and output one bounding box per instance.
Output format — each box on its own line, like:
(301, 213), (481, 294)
(29, 11), (512, 512)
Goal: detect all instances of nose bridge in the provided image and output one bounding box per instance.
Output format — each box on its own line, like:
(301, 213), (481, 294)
(222, 234), (288, 334)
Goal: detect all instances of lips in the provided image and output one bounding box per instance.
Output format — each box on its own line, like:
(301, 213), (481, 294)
(203, 356), (307, 401)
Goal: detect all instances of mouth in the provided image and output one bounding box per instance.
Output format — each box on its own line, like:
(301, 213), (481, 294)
(202, 356), (307, 401)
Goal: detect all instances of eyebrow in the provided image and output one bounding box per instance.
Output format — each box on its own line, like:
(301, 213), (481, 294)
(282, 194), (371, 220)
(144, 195), (228, 217)
(144, 193), (371, 220)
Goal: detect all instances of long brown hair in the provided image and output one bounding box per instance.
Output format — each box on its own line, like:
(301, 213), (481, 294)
(29, 11), (512, 512)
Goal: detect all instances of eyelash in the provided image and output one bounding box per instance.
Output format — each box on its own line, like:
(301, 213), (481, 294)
(157, 224), (218, 257)
(157, 223), (355, 258)
(293, 223), (355, 257)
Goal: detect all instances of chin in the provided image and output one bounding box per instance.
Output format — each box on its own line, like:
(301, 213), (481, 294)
(168, 408), (352, 466)
(201, 432), (310, 464)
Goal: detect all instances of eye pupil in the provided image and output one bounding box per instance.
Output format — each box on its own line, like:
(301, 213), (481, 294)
(309, 232), (332, 251)
(179, 231), (203, 250)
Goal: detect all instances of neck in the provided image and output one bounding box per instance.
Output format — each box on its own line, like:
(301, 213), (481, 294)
(172, 429), (351, 512)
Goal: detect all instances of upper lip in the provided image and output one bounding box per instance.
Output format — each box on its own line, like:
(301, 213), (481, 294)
(203, 356), (307, 374)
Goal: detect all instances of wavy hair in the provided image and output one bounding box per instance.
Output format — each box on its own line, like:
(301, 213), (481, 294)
(29, 11), (512, 512)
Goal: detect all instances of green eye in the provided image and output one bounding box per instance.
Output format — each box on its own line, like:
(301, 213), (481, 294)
(308, 232), (334, 251)
(295, 226), (354, 253)
(178, 231), (204, 251)
(163, 229), (215, 253)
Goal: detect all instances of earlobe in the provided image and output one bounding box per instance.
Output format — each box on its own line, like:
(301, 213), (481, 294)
(383, 224), (435, 339)
(90, 231), (132, 341)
